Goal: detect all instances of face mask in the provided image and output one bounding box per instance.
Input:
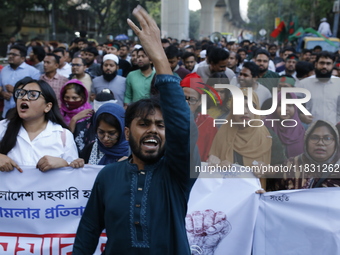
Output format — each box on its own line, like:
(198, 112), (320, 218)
(66, 100), (84, 110)
(98, 50), (103, 56)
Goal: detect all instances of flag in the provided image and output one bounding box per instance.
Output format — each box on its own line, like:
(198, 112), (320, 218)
(270, 21), (286, 38)
(288, 27), (304, 41)
(304, 27), (336, 47)
(288, 15), (299, 35)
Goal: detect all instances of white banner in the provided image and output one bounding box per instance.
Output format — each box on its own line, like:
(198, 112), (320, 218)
(187, 171), (261, 255)
(0, 165), (106, 255)
(253, 187), (340, 255)
(2, 165), (340, 255)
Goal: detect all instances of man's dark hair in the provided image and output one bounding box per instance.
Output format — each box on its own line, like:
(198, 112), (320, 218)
(78, 38), (88, 44)
(243, 61), (259, 77)
(254, 49), (270, 59)
(10, 44), (27, 57)
(268, 44), (277, 50)
(46, 53), (61, 64)
(237, 48), (247, 55)
(32, 46), (46, 61)
(84, 46), (98, 56)
(165, 45), (179, 59)
(137, 47), (147, 55)
(120, 44), (130, 51)
(295, 61), (314, 79)
(315, 51), (335, 62)
(161, 38), (171, 44)
(72, 57), (86, 65)
(208, 47), (229, 64)
(313, 45), (322, 51)
(182, 51), (196, 61)
(125, 97), (161, 128)
(227, 41), (235, 46)
(302, 49), (313, 55)
(79, 30), (87, 38)
(282, 47), (296, 54)
(53, 47), (66, 56)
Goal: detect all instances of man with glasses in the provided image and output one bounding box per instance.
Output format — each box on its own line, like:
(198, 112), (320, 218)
(0, 44), (40, 119)
(70, 57), (92, 98)
(180, 72), (218, 161)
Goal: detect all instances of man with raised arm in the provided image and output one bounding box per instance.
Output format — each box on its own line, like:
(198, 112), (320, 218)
(72, 6), (199, 255)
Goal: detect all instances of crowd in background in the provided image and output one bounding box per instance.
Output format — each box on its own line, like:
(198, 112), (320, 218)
(1, 30), (340, 191)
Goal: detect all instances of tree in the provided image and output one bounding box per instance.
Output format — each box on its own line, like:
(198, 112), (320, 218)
(189, 10), (201, 40)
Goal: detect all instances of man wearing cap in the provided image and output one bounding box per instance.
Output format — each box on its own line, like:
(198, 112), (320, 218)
(279, 54), (298, 79)
(83, 46), (102, 79)
(318, 18), (332, 37)
(278, 75), (296, 91)
(91, 54), (126, 107)
(107, 43), (131, 77)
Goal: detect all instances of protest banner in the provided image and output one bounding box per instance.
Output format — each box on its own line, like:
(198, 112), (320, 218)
(253, 187), (340, 255)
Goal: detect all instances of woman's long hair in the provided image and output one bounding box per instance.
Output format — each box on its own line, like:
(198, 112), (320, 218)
(0, 77), (68, 155)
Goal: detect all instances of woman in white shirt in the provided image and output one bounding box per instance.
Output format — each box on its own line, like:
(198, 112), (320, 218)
(0, 77), (84, 172)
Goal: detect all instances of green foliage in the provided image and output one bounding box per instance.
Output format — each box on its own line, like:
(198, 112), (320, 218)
(189, 10), (201, 40)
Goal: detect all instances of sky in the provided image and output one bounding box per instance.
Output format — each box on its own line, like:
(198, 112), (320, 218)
(189, 0), (249, 22)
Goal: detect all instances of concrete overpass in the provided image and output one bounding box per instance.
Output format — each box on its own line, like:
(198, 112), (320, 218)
(161, 0), (247, 40)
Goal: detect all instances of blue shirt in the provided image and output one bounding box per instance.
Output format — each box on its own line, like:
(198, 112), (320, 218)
(0, 62), (40, 118)
(73, 75), (200, 255)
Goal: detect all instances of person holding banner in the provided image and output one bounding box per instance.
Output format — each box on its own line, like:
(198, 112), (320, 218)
(282, 120), (340, 189)
(73, 5), (199, 255)
(0, 77), (84, 172)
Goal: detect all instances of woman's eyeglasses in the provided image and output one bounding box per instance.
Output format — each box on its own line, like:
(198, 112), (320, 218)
(97, 130), (119, 141)
(185, 96), (199, 105)
(14, 89), (44, 101)
(309, 135), (335, 145)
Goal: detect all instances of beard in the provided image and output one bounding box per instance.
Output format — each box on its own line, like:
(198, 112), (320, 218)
(315, 68), (332, 79)
(258, 66), (268, 74)
(139, 63), (151, 71)
(103, 70), (117, 82)
(129, 132), (165, 165)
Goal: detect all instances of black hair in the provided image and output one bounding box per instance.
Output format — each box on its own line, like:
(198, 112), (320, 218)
(46, 53), (60, 64)
(254, 49), (270, 59)
(161, 38), (171, 44)
(84, 46), (98, 56)
(72, 57), (86, 65)
(125, 97), (161, 128)
(315, 51), (335, 63)
(137, 47), (147, 56)
(120, 44), (130, 51)
(282, 47), (296, 54)
(95, 112), (121, 139)
(302, 49), (313, 54)
(10, 44), (27, 57)
(243, 61), (259, 77)
(295, 61), (314, 79)
(237, 48), (247, 55)
(182, 51), (196, 61)
(32, 46), (46, 62)
(165, 45), (179, 59)
(313, 45), (322, 51)
(268, 44), (278, 50)
(53, 47), (65, 56)
(78, 38), (88, 44)
(0, 78), (68, 155)
(208, 47), (229, 64)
